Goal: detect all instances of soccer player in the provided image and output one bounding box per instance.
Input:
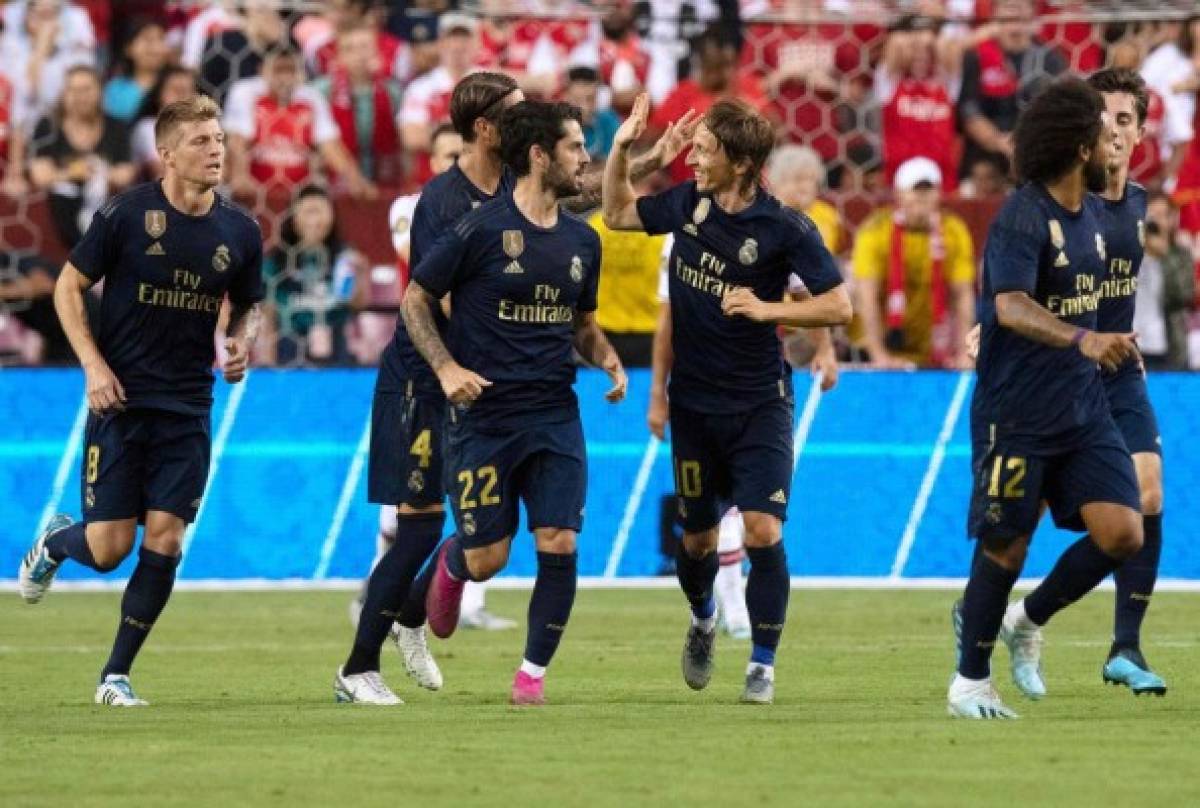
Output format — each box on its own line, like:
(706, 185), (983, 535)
(409, 99), (627, 706)
(1085, 68), (1167, 695)
(17, 95), (263, 707)
(604, 94), (853, 704)
(948, 77), (1144, 720)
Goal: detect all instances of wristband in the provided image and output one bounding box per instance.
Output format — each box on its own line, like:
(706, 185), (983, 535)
(1071, 328), (1087, 349)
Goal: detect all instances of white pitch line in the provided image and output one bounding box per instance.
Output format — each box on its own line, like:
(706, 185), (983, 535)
(177, 378), (249, 577)
(313, 415), (372, 579)
(889, 371), (972, 579)
(793, 371), (826, 472)
(34, 397), (89, 536)
(603, 434), (661, 579)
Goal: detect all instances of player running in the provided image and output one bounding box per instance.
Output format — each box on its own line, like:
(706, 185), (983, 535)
(17, 95), (263, 707)
(948, 77), (1143, 720)
(604, 94), (852, 704)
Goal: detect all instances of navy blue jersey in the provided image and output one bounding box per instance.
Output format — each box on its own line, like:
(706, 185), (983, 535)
(1091, 182), (1148, 377)
(636, 181), (843, 414)
(69, 182), (263, 417)
(377, 163), (515, 395)
(411, 195), (601, 429)
(972, 183), (1110, 445)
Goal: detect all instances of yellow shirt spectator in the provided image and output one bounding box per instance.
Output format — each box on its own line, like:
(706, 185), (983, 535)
(807, 198), (844, 255)
(851, 208), (976, 365)
(589, 211), (665, 336)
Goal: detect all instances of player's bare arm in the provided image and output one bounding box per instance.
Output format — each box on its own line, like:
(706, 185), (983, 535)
(569, 106), (699, 211)
(789, 286), (839, 391)
(402, 282), (491, 404)
(647, 302), (673, 438)
(223, 301), (261, 384)
(994, 290), (1138, 372)
(573, 310), (627, 403)
(602, 93), (656, 231)
(721, 283), (852, 328)
(53, 261), (125, 414)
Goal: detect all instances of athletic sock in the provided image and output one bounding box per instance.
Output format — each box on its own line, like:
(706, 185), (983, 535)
(676, 541), (718, 623)
(45, 522), (114, 572)
(522, 552), (577, 668)
(444, 535), (473, 581)
(396, 550), (439, 629)
(1024, 535), (1123, 627)
(745, 544), (789, 667)
(957, 551), (1019, 680)
(344, 512), (444, 675)
(1112, 514), (1162, 651)
(100, 547), (179, 679)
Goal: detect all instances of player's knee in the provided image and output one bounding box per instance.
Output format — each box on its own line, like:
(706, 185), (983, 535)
(741, 515), (781, 549)
(534, 528), (576, 556)
(682, 529), (718, 558)
(1093, 518), (1143, 561)
(1139, 483), (1163, 516)
(981, 535), (1027, 571)
(465, 541), (510, 581)
(85, 522), (136, 570)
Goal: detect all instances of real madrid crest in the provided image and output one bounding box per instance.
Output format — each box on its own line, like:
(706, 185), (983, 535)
(1048, 220), (1065, 250)
(1137, 219), (1145, 247)
(145, 210), (167, 239)
(692, 197), (711, 226)
(408, 469), (425, 493)
(738, 238), (758, 265)
(1095, 232), (1106, 261)
(462, 512), (477, 536)
(212, 244), (231, 272)
(569, 255), (583, 283)
(503, 230), (525, 258)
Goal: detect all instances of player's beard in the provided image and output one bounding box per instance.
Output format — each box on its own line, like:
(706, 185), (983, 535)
(1084, 154), (1108, 193)
(546, 160), (583, 198)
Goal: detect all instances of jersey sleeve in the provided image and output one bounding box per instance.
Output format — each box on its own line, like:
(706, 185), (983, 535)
(308, 89), (340, 145)
(68, 205), (120, 282)
(578, 231), (602, 313)
(390, 195), (418, 257)
(229, 220), (265, 307)
(222, 80), (256, 139)
(985, 202), (1046, 296)
(411, 226), (470, 299)
(657, 233), (673, 301)
(635, 182), (694, 236)
(407, 193), (441, 269)
(785, 211), (843, 295)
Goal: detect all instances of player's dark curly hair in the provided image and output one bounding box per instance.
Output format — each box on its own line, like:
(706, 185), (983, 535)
(449, 72), (520, 143)
(1088, 67), (1149, 125)
(1013, 76), (1104, 185)
(499, 100), (583, 177)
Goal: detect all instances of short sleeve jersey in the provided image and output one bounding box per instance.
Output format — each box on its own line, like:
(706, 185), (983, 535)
(636, 181), (843, 414)
(1091, 182), (1148, 378)
(69, 182), (264, 416)
(972, 183), (1109, 445)
(411, 195), (601, 430)
(377, 163), (515, 395)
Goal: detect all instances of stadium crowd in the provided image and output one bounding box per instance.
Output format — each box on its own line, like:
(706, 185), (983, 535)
(0, 0), (1197, 369)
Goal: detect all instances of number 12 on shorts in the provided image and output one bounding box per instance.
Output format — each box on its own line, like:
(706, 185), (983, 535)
(987, 455), (1027, 498)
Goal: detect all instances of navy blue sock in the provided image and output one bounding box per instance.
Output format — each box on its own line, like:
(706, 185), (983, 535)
(396, 538), (448, 630)
(444, 535), (475, 582)
(957, 551), (1018, 680)
(675, 541), (717, 620)
(1024, 535), (1122, 627)
(344, 512), (444, 675)
(1112, 514), (1162, 651)
(523, 552), (577, 667)
(45, 522), (115, 572)
(100, 547), (179, 678)
(745, 543), (789, 667)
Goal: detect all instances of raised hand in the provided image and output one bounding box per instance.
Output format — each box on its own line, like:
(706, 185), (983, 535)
(613, 92), (650, 151)
(651, 109), (701, 166)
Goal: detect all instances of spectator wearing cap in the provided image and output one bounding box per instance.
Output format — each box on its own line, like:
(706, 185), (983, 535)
(198, 0), (289, 104)
(311, 23), (404, 186)
(956, 0), (1065, 182)
(877, 14), (958, 192)
(765, 144), (843, 256)
(399, 12), (481, 183)
(563, 66), (621, 161)
(224, 45), (376, 201)
(850, 157), (976, 369)
(103, 18), (169, 122)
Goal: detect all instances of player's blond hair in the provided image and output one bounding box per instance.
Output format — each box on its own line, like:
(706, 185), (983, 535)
(155, 94), (221, 146)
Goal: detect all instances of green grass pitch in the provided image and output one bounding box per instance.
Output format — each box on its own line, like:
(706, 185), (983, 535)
(2, 588), (1197, 807)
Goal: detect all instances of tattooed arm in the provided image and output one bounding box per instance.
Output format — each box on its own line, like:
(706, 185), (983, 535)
(402, 283), (491, 404)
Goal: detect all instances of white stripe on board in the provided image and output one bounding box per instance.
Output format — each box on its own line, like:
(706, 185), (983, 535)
(5, 576), (1200, 592)
(889, 371), (972, 579)
(33, 397), (89, 536)
(793, 371), (826, 472)
(313, 416), (372, 579)
(177, 377), (249, 577)
(603, 435), (661, 578)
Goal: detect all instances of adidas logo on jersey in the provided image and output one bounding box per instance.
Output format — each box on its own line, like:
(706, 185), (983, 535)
(1054, 251), (1069, 268)
(504, 261), (524, 274)
(769, 490), (787, 504)
(146, 242), (165, 256)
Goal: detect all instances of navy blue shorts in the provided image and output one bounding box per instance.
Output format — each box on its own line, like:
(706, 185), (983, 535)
(81, 409), (211, 524)
(668, 396), (794, 533)
(967, 416), (1141, 543)
(1104, 368), (1162, 456)
(366, 387), (447, 508)
(446, 413), (587, 549)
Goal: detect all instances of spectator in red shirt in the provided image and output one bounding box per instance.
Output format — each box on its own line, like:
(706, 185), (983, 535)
(649, 27), (769, 184)
(300, 0), (411, 84)
(596, 0), (649, 114)
(224, 45), (376, 201)
(877, 14), (959, 191)
(311, 24), (404, 186)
